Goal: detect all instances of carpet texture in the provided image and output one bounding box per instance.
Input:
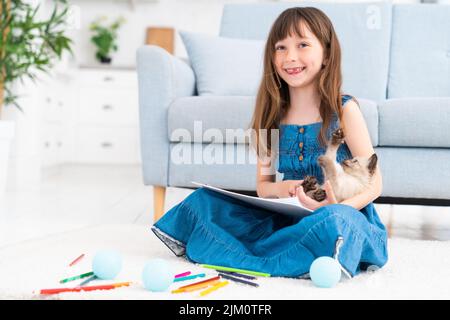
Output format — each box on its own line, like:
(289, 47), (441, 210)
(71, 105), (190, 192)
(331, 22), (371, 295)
(0, 224), (449, 300)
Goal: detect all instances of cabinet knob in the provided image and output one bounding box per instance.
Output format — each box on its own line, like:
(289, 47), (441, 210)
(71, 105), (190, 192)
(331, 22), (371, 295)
(57, 141), (62, 147)
(103, 104), (113, 111)
(45, 141), (50, 148)
(103, 76), (114, 82)
(101, 142), (113, 148)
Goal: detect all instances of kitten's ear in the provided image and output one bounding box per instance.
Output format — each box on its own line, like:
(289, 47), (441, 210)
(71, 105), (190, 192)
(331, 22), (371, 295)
(368, 153), (378, 176)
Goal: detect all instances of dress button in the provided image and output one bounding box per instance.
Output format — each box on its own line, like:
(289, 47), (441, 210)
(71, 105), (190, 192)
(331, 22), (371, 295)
(299, 127), (304, 133)
(298, 154), (303, 161)
(299, 142), (303, 149)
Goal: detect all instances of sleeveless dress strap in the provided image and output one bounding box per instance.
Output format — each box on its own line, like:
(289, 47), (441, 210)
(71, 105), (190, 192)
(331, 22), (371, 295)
(341, 94), (353, 107)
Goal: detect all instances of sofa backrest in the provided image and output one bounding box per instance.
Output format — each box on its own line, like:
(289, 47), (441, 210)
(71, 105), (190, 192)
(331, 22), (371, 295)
(220, 2), (392, 102)
(387, 4), (450, 99)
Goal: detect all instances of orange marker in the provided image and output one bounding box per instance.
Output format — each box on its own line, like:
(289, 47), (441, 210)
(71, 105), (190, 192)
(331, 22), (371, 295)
(171, 279), (220, 293)
(178, 276), (220, 290)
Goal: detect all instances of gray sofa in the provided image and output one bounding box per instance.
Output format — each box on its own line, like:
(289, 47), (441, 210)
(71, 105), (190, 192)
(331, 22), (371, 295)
(137, 2), (450, 221)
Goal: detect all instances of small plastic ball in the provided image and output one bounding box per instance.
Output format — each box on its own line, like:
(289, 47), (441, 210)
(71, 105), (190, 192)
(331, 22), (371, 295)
(309, 256), (342, 288)
(142, 258), (173, 292)
(92, 250), (122, 280)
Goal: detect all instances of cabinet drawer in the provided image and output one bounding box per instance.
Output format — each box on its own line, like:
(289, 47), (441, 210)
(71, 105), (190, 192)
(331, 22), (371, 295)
(75, 127), (139, 164)
(79, 88), (138, 125)
(78, 69), (137, 88)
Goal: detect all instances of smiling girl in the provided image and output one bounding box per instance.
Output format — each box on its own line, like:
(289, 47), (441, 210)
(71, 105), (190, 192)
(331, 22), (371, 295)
(152, 7), (388, 278)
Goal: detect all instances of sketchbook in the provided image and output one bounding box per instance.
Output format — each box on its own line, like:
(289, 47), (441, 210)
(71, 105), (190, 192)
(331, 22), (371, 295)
(191, 181), (313, 218)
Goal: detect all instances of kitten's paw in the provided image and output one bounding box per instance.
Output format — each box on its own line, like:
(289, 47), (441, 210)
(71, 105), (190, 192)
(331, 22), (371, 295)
(331, 128), (345, 145)
(302, 175), (318, 193)
(317, 155), (326, 167)
(313, 188), (327, 202)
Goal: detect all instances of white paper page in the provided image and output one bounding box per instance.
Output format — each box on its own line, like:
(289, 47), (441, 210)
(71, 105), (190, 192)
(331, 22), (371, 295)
(191, 181), (312, 217)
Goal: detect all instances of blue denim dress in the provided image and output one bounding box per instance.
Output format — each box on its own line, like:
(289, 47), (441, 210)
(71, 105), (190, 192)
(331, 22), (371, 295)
(152, 95), (388, 278)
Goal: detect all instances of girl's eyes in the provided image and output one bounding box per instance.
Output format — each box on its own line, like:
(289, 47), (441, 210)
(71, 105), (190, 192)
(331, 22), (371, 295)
(275, 43), (308, 50)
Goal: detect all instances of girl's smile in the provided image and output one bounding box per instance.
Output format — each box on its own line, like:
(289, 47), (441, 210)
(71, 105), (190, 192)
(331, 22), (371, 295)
(284, 66), (306, 75)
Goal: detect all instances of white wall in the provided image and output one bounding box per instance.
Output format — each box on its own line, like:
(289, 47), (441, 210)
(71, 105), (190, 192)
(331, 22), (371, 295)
(66, 0), (421, 68)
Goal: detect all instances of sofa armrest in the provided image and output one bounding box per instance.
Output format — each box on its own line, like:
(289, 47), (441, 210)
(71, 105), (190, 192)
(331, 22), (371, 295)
(137, 45), (196, 186)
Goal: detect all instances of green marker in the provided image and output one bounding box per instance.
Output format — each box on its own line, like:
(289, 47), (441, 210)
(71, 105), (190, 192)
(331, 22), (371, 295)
(59, 271), (94, 284)
(200, 264), (270, 277)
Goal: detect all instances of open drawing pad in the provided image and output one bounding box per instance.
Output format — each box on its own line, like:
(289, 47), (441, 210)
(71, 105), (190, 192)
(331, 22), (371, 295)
(191, 181), (313, 218)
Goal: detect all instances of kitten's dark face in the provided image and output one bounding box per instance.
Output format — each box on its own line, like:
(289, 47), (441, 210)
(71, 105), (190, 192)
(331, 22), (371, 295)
(342, 153), (378, 177)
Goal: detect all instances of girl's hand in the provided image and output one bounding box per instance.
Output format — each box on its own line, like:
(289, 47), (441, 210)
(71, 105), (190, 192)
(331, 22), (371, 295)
(278, 180), (304, 198)
(296, 180), (338, 210)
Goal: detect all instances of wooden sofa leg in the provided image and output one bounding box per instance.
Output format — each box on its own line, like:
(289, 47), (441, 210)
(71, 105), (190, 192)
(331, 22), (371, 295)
(153, 186), (166, 223)
(387, 204), (394, 238)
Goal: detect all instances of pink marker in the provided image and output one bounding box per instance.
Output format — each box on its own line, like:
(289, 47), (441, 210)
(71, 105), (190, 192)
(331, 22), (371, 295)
(175, 271), (191, 278)
(69, 254), (85, 267)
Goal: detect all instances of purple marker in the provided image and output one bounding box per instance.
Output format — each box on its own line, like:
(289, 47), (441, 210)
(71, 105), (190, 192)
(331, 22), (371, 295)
(219, 270), (257, 280)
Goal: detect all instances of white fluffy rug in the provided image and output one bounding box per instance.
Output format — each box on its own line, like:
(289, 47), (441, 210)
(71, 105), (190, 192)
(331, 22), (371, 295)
(1, 224), (449, 300)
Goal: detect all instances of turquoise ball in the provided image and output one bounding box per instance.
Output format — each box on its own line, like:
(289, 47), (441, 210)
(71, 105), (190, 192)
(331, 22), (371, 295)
(92, 250), (122, 280)
(309, 256), (342, 288)
(142, 258), (173, 292)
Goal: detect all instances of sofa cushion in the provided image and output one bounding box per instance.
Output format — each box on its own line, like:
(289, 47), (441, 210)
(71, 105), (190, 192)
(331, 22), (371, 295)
(220, 2), (392, 102)
(168, 96), (379, 146)
(388, 4), (450, 98)
(376, 147), (450, 200)
(168, 96), (255, 144)
(378, 98), (450, 148)
(357, 98), (379, 147)
(179, 31), (265, 96)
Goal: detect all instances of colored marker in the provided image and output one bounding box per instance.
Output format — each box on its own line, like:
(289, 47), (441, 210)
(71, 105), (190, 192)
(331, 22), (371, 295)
(171, 280), (220, 293)
(68, 254), (85, 267)
(175, 271), (191, 278)
(219, 270), (257, 280)
(219, 273), (259, 287)
(178, 276), (220, 290)
(35, 282), (131, 295)
(78, 275), (97, 286)
(173, 273), (205, 282)
(200, 264), (270, 277)
(60, 271), (94, 284)
(199, 281), (229, 297)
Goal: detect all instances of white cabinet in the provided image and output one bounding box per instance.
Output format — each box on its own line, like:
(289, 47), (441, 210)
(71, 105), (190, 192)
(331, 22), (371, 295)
(74, 68), (141, 164)
(38, 67), (141, 167)
(40, 73), (74, 169)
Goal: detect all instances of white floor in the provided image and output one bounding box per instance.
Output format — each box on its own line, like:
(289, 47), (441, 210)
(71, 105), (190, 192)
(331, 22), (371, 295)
(1, 164), (450, 250)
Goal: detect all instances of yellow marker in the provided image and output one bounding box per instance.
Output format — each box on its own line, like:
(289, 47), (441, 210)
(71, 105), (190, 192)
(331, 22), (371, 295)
(171, 289), (185, 294)
(199, 280), (229, 297)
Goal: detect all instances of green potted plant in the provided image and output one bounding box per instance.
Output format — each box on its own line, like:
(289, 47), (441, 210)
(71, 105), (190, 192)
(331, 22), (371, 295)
(90, 16), (125, 64)
(0, 0), (72, 193)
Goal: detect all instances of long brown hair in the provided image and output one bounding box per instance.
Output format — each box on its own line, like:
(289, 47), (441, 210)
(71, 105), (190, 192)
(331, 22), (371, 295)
(250, 7), (352, 159)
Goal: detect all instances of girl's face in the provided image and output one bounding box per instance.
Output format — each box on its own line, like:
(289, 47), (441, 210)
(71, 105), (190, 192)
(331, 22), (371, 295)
(273, 22), (326, 89)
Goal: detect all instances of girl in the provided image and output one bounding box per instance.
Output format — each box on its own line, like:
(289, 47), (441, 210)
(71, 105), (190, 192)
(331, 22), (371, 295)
(152, 7), (388, 278)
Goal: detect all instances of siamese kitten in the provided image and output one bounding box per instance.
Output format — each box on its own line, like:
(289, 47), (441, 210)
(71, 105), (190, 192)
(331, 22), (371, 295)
(301, 128), (378, 203)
